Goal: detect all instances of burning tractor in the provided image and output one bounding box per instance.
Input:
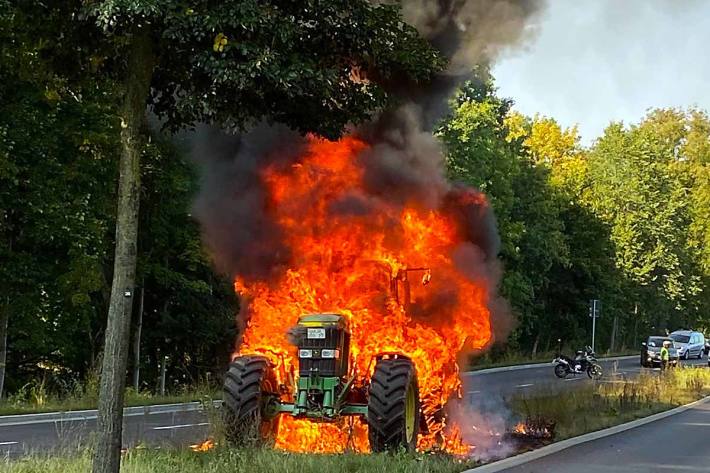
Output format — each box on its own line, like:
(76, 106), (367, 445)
(223, 314), (420, 452)
(223, 268), (432, 452)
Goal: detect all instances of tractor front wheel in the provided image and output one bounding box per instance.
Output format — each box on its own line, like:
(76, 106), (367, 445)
(223, 355), (280, 446)
(367, 356), (420, 452)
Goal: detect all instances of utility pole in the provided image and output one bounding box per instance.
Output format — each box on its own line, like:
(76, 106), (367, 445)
(132, 283), (144, 391)
(589, 299), (601, 352)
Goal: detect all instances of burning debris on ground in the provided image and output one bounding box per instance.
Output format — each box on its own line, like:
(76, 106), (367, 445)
(508, 417), (556, 450)
(190, 439), (216, 452)
(192, 0), (547, 457)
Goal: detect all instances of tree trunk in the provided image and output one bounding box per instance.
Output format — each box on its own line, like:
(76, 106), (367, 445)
(132, 283), (144, 391)
(0, 297), (9, 400)
(92, 28), (154, 473)
(631, 304), (639, 346)
(531, 331), (540, 357)
(610, 315), (619, 353)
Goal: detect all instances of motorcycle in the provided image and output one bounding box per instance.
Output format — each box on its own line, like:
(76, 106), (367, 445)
(553, 345), (603, 380)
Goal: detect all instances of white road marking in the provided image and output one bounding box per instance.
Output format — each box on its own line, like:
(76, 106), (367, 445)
(467, 390), (481, 394)
(152, 422), (209, 431)
(515, 383), (534, 388)
(564, 377), (584, 382)
(0, 442), (18, 446)
(633, 464), (710, 471)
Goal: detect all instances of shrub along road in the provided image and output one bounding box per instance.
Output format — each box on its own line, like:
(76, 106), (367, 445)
(0, 357), (705, 457)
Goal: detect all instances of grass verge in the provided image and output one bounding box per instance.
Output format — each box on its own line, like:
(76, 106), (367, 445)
(6, 367), (708, 472)
(0, 386), (219, 416)
(2, 448), (477, 473)
(510, 366), (710, 440)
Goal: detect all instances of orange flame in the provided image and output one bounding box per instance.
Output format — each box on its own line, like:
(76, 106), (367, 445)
(512, 422), (527, 435)
(235, 135), (492, 453)
(190, 439), (215, 452)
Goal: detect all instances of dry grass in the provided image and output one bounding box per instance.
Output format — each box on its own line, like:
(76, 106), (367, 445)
(511, 366), (710, 439)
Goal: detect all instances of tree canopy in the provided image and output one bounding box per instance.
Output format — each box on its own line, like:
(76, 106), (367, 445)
(441, 70), (709, 354)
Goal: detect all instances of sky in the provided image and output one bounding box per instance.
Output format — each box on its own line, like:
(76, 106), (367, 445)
(492, 0), (710, 145)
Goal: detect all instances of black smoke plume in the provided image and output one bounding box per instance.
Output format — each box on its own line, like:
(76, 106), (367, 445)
(193, 0), (546, 344)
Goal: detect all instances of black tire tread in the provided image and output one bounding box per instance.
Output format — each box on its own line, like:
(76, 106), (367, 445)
(367, 357), (420, 452)
(222, 355), (277, 446)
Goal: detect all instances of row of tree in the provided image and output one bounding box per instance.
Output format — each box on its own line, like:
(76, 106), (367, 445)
(1, 3), (444, 472)
(3, 65), (707, 398)
(0, 71), (237, 397)
(442, 69), (709, 355)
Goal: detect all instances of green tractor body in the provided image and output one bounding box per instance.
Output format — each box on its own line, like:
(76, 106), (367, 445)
(223, 312), (421, 452)
(278, 314), (368, 419)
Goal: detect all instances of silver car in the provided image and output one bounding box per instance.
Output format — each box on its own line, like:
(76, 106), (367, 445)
(641, 336), (679, 368)
(669, 330), (705, 360)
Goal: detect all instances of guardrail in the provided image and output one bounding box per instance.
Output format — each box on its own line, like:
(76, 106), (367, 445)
(0, 400), (221, 427)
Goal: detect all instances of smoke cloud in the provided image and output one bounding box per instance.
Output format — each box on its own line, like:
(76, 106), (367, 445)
(191, 125), (303, 281)
(382, 0), (547, 126)
(193, 0), (546, 343)
(448, 396), (516, 461)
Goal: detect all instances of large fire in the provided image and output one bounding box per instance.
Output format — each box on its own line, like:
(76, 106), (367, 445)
(234, 135), (493, 453)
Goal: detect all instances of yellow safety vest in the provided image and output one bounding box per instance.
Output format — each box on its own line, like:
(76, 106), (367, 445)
(660, 347), (669, 361)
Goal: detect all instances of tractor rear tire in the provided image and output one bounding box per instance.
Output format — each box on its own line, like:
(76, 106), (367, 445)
(223, 355), (280, 446)
(367, 356), (420, 452)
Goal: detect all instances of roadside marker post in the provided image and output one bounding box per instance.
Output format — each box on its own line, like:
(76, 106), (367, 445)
(589, 299), (601, 352)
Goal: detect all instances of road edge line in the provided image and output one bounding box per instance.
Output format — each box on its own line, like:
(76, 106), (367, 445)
(464, 355), (636, 376)
(463, 394), (710, 473)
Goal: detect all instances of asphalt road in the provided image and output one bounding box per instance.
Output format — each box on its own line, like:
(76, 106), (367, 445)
(501, 397), (710, 472)
(0, 407), (210, 457)
(464, 356), (708, 402)
(0, 356), (705, 457)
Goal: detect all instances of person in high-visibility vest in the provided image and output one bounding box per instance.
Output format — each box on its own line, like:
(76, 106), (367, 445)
(660, 340), (671, 371)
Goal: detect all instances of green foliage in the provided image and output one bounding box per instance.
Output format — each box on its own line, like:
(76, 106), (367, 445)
(440, 70), (572, 351)
(19, 0), (444, 138)
(0, 74), (236, 394)
(441, 69), (709, 354)
(137, 135), (237, 386)
(2, 0), (708, 397)
(0, 74), (119, 388)
(582, 110), (708, 329)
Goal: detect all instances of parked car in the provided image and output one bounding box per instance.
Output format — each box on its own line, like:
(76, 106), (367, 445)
(669, 330), (705, 360)
(641, 336), (679, 367)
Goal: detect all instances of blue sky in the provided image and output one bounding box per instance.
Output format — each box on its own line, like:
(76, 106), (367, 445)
(492, 0), (710, 144)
